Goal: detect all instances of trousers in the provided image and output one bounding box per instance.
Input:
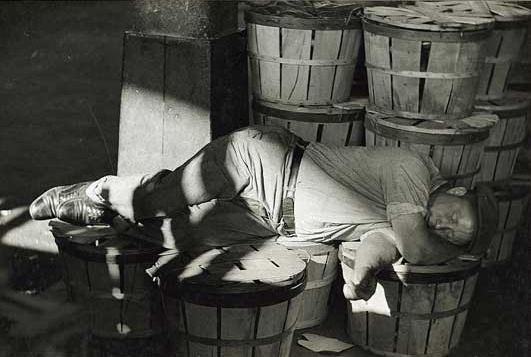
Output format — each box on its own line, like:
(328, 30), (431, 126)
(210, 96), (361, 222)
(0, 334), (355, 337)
(90, 126), (300, 249)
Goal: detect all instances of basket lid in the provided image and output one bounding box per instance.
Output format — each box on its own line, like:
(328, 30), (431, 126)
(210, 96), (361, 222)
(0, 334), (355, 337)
(245, 2), (361, 30)
(475, 91), (531, 116)
(160, 242), (307, 307)
(49, 220), (163, 263)
(339, 242), (480, 285)
(485, 1), (531, 22)
(365, 110), (497, 145)
(364, 2), (494, 32)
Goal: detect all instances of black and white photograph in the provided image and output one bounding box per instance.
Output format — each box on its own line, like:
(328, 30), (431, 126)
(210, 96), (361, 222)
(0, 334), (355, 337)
(0, 1), (530, 356)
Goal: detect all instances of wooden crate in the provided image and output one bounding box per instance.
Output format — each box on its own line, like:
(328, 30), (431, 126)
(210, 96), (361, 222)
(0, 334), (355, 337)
(483, 184), (529, 266)
(279, 241), (338, 329)
(363, 3), (494, 121)
(476, 2), (531, 100)
(160, 243), (307, 357)
(50, 221), (165, 339)
(474, 93), (530, 184)
(364, 110), (496, 189)
(245, 5), (362, 106)
(340, 242), (480, 357)
(252, 98), (366, 146)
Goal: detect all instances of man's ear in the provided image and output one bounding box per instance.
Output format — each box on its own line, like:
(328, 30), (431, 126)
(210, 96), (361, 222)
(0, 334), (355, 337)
(446, 187), (468, 197)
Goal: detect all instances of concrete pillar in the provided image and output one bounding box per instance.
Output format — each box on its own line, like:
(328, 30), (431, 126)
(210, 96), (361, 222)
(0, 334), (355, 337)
(131, 0), (238, 39)
(117, 0), (247, 175)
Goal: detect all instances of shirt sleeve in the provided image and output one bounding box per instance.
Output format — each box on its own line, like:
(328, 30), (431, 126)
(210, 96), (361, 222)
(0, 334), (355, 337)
(381, 154), (438, 221)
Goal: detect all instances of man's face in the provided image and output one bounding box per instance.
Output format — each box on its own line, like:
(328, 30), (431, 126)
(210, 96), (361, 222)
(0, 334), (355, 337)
(426, 193), (477, 246)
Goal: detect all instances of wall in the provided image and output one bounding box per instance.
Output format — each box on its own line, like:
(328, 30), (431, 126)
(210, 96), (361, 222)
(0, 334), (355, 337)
(0, 2), (136, 204)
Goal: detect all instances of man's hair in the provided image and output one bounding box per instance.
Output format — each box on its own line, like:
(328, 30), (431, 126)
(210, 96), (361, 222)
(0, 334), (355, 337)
(465, 184), (498, 258)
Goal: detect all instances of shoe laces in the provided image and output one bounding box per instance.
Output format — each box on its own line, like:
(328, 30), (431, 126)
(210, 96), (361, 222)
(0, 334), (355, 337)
(57, 182), (91, 202)
(83, 202), (105, 222)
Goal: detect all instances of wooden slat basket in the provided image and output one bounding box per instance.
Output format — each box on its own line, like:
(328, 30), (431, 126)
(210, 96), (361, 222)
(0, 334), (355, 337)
(473, 92), (530, 184)
(483, 183), (529, 266)
(340, 242), (480, 357)
(476, 2), (531, 100)
(245, 4), (362, 106)
(252, 98), (366, 146)
(159, 242), (307, 357)
(278, 241), (339, 329)
(50, 221), (165, 339)
(363, 3), (494, 121)
(364, 110), (497, 189)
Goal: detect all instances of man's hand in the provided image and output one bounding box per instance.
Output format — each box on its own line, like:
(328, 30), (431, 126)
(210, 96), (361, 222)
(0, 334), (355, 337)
(342, 264), (377, 301)
(341, 231), (400, 301)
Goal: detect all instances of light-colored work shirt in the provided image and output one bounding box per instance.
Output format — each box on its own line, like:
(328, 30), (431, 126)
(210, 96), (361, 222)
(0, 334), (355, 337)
(288, 144), (446, 243)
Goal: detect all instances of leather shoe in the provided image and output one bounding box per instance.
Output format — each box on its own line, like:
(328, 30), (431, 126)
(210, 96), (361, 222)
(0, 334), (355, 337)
(56, 197), (116, 225)
(30, 182), (95, 220)
(29, 182), (92, 220)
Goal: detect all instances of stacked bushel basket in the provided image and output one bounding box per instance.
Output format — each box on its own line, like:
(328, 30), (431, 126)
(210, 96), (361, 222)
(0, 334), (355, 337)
(473, 2), (531, 267)
(245, 2), (365, 330)
(49, 221), (168, 355)
(50, 221), (310, 357)
(340, 2), (529, 357)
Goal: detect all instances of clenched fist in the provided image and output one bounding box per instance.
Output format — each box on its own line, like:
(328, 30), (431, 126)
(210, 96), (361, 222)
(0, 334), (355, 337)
(341, 231), (400, 301)
(342, 265), (377, 301)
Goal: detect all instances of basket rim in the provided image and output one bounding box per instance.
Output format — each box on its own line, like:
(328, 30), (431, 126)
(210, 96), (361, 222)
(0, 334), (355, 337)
(363, 5), (495, 33)
(253, 98), (366, 124)
(244, 5), (361, 30)
(365, 111), (493, 145)
(49, 220), (165, 263)
(474, 92), (531, 114)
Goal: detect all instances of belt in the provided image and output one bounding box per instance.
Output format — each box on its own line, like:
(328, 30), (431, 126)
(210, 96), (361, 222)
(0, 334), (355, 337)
(282, 140), (308, 235)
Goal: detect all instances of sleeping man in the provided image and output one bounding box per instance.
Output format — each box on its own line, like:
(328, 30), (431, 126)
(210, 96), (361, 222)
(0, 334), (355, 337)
(29, 125), (496, 300)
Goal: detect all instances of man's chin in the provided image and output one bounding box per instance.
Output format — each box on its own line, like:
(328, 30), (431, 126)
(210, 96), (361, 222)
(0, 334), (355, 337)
(430, 229), (471, 246)
(429, 228), (453, 243)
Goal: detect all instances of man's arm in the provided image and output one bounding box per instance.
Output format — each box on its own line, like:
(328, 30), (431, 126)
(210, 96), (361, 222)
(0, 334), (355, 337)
(343, 231), (400, 300)
(391, 213), (466, 265)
